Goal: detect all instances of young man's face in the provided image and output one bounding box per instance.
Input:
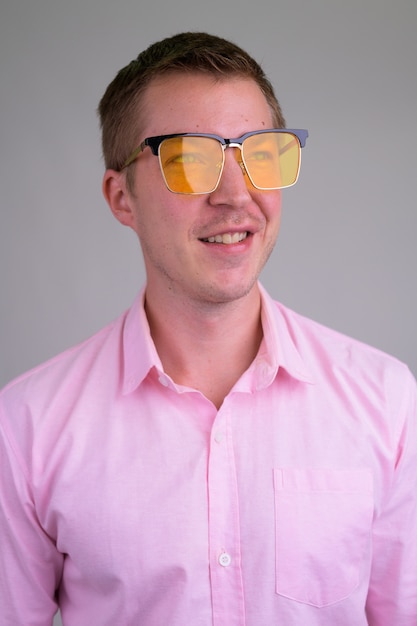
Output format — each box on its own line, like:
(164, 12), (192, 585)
(116, 73), (282, 307)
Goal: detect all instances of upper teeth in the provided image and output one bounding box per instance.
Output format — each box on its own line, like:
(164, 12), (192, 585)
(204, 232), (248, 244)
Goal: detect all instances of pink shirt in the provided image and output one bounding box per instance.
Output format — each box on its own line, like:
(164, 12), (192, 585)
(1, 284), (416, 625)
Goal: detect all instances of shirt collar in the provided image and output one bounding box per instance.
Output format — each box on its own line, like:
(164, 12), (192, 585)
(122, 288), (162, 395)
(257, 283), (314, 386)
(122, 283), (314, 395)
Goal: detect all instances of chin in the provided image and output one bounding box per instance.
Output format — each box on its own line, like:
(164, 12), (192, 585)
(197, 278), (258, 305)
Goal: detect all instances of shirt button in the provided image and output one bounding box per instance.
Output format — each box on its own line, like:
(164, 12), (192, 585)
(214, 431), (224, 443)
(255, 360), (271, 389)
(219, 552), (232, 567)
(158, 375), (169, 387)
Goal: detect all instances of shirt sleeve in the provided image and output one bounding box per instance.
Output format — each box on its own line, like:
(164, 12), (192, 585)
(0, 404), (63, 626)
(365, 365), (417, 625)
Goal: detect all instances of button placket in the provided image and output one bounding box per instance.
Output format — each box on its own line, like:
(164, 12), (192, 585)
(208, 408), (245, 624)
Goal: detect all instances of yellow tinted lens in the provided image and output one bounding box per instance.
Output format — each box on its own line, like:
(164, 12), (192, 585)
(159, 136), (223, 193)
(242, 132), (301, 189)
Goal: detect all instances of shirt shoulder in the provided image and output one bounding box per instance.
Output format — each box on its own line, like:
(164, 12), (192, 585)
(275, 299), (403, 363)
(0, 309), (127, 414)
(271, 298), (416, 404)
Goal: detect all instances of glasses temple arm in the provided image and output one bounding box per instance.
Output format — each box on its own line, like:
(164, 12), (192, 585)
(279, 137), (300, 156)
(121, 141), (147, 169)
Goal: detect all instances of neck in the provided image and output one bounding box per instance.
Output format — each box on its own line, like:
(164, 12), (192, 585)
(144, 285), (263, 409)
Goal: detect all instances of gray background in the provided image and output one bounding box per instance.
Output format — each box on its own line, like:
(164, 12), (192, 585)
(0, 1), (416, 623)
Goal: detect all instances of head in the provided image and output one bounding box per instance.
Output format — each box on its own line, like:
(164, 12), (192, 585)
(99, 33), (299, 310)
(98, 32), (285, 179)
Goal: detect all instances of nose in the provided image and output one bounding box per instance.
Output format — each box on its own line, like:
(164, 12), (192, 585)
(208, 148), (252, 208)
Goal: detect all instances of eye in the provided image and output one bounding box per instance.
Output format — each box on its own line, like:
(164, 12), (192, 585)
(169, 152), (206, 165)
(246, 150), (274, 162)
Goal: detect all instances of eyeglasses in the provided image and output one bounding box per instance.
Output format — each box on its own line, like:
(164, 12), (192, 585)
(121, 128), (308, 194)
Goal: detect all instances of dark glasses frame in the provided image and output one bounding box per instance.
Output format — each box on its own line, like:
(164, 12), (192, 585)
(121, 128), (309, 193)
(122, 128), (308, 167)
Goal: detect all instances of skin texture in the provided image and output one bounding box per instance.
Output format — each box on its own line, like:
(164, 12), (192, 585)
(103, 73), (282, 406)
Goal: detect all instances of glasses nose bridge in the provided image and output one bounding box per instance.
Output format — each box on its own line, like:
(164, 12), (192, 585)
(217, 139), (249, 187)
(223, 139), (244, 156)
(221, 140), (245, 168)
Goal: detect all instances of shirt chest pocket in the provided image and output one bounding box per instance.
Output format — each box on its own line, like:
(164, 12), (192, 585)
(273, 467), (373, 608)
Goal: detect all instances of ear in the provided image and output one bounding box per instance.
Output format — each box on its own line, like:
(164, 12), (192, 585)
(102, 169), (135, 229)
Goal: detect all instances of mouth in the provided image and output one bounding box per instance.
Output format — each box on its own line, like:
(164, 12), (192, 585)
(200, 231), (249, 245)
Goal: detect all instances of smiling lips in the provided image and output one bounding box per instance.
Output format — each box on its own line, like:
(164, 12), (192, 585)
(201, 231), (249, 245)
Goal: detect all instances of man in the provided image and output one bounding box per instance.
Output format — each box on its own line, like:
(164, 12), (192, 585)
(0, 32), (416, 625)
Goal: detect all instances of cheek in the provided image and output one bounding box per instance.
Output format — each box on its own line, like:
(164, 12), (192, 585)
(132, 202), (183, 254)
(263, 191), (282, 228)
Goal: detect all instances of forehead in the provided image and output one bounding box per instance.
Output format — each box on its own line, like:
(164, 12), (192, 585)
(140, 72), (274, 137)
